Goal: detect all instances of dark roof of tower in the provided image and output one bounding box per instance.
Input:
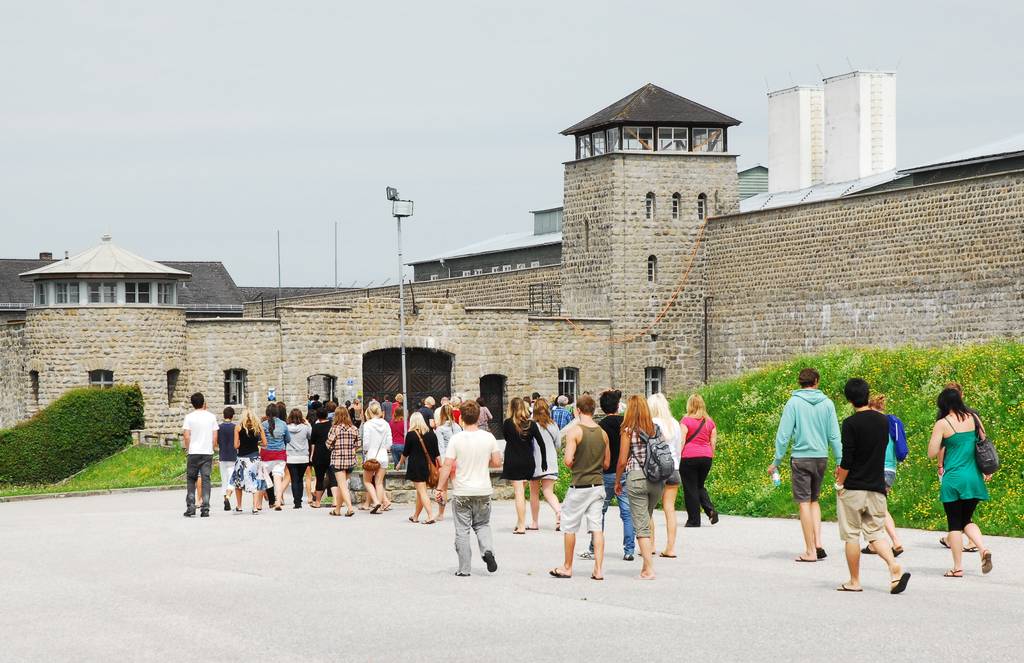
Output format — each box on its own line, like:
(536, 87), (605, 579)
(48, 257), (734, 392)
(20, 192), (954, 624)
(561, 83), (741, 135)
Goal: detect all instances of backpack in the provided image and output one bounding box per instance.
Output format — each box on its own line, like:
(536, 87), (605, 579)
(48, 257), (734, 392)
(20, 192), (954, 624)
(637, 424), (675, 483)
(888, 415), (908, 462)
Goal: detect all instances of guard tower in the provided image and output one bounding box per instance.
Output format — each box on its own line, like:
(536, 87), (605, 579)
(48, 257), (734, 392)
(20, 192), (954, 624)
(558, 83), (740, 394)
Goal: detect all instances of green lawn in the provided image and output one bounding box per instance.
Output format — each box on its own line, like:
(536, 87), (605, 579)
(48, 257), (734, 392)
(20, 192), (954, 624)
(0, 445), (191, 497)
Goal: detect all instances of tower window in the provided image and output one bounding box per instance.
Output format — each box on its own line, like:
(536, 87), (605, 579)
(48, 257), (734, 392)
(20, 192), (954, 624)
(167, 369), (180, 405)
(606, 127), (621, 151)
(157, 283), (176, 305)
(558, 367), (579, 402)
(645, 367), (665, 397)
(89, 370), (114, 389)
(55, 282), (80, 304)
(592, 131), (606, 155)
(34, 283), (47, 306)
(224, 369), (247, 406)
(658, 127), (689, 151)
(584, 218), (590, 251)
(578, 134), (592, 159)
(623, 126), (654, 151)
(29, 370), (39, 404)
(88, 282), (117, 304)
(692, 128), (725, 152)
(697, 193), (707, 221)
(647, 255), (658, 283)
(125, 282), (151, 304)
(672, 193), (681, 219)
(645, 193), (655, 219)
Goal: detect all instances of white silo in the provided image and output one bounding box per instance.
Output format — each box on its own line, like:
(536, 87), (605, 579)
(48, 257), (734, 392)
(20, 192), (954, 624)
(823, 71), (896, 183)
(767, 85), (824, 193)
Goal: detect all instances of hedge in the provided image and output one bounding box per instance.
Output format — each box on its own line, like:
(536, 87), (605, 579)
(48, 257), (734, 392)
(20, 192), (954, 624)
(0, 385), (145, 485)
(669, 341), (1024, 537)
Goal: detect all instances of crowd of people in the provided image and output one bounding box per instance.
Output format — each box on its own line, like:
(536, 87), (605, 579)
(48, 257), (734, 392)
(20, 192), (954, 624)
(179, 369), (998, 589)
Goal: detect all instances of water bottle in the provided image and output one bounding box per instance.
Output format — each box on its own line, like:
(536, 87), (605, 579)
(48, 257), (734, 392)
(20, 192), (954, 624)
(771, 471), (781, 488)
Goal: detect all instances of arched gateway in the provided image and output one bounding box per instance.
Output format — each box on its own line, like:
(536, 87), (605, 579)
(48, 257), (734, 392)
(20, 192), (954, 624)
(362, 348), (452, 409)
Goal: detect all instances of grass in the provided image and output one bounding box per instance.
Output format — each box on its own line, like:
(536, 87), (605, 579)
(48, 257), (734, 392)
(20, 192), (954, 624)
(0, 446), (191, 498)
(668, 341), (1024, 538)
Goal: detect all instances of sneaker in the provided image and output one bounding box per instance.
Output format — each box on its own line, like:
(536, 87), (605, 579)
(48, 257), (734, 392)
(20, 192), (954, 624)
(200, 511), (210, 518)
(482, 551), (498, 573)
(223, 496), (231, 511)
(293, 504), (302, 509)
(816, 547), (827, 560)
(578, 551), (595, 560)
(183, 509), (195, 518)
(623, 553), (635, 561)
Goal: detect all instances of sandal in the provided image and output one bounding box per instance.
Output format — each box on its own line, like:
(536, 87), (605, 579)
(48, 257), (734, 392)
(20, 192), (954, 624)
(382, 504), (393, 512)
(981, 550), (993, 575)
(836, 584), (863, 592)
(890, 572), (911, 595)
(513, 529), (526, 535)
(590, 574), (604, 581)
(526, 526), (539, 531)
(370, 504), (382, 514)
(658, 552), (677, 558)
(548, 569), (571, 579)
(345, 510), (355, 517)
(329, 508), (341, 517)
(408, 517), (419, 524)
(944, 569), (963, 578)
(424, 519), (436, 525)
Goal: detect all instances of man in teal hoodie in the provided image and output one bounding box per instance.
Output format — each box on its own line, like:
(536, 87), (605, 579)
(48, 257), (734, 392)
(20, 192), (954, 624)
(768, 368), (842, 563)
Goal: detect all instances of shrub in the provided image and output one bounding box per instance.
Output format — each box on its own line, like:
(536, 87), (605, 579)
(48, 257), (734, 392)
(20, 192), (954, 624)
(669, 341), (1024, 537)
(0, 385), (145, 484)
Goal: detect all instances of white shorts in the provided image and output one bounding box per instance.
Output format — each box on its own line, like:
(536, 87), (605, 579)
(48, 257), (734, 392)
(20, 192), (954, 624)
(220, 461), (235, 493)
(264, 460), (286, 478)
(560, 485), (605, 534)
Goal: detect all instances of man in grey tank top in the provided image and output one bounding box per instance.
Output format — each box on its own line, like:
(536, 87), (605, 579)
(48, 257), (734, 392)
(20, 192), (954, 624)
(549, 394), (610, 580)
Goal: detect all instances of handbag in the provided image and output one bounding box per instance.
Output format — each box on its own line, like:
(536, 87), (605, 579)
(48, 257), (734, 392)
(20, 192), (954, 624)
(971, 414), (1000, 475)
(416, 431), (440, 488)
(362, 427), (384, 473)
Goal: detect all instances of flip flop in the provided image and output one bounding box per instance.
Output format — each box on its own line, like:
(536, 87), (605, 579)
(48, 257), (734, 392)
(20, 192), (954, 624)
(549, 569), (571, 579)
(981, 550), (993, 575)
(939, 536), (950, 549)
(424, 519), (436, 525)
(382, 504), (393, 512)
(944, 569), (963, 578)
(370, 504), (382, 514)
(836, 584), (863, 592)
(590, 575), (604, 581)
(795, 557), (818, 563)
(513, 529), (526, 535)
(345, 510), (355, 517)
(526, 526), (539, 531)
(658, 553), (677, 558)
(408, 517), (419, 523)
(890, 572), (911, 595)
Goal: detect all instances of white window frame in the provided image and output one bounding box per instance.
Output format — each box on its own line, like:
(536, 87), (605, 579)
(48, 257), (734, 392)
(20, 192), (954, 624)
(645, 367), (665, 397)
(697, 193), (707, 221)
(658, 127), (688, 152)
(502, 265), (511, 272)
(473, 268), (483, 276)
(34, 282), (47, 306)
(645, 192), (655, 220)
(623, 126), (654, 151)
(516, 263), (526, 270)
(125, 281), (152, 304)
(606, 127), (621, 152)
(557, 367), (579, 402)
(224, 369), (246, 406)
(461, 270), (471, 277)
(692, 127), (725, 153)
(89, 369), (114, 389)
(591, 131), (606, 156)
(672, 193), (681, 219)
(578, 134), (592, 159)
(647, 255), (658, 283)
(490, 266), (500, 274)
(55, 281), (80, 304)
(157, 282), (176, 305)
(530, 260), (540, 268)
(429, 274), (439, 281)
(88, 282), (117, 304)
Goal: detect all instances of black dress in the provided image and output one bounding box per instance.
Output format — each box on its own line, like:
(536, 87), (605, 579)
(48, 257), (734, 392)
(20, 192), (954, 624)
(309, 421), (333, 491)
(402, 430), (439, 482)
(501, 419), (544, 480)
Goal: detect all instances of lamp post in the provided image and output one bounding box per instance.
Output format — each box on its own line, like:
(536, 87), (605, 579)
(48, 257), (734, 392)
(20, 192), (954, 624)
(386, 186), (414, 437)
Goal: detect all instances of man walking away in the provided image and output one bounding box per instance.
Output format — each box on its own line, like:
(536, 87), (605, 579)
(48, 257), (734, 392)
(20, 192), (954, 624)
(435, 400), (502, 576)
(551, 395), (574, 430)
(768, 368), (841, 562)
(835, 379), (911, 594)
(581, 389), (635, 561)
(550, 395), (609, 580)
(183, 392), (218, 518)
(218, 407), (238, 511)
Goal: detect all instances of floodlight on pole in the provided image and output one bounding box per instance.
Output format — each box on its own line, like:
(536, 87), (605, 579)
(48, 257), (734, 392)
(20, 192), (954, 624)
(387, 186), (413, 437)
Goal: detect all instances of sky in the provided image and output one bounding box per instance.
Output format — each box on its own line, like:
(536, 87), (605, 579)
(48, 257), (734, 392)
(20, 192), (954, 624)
(2, 1), (1022, 287)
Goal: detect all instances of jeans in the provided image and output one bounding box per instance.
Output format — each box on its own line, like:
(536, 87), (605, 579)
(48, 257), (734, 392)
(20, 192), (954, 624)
(287, 463), (307, 506)
(453, 495), (494, 575)
(391, 445), (405, 467)
(186, 454), (212, 512)
(590, 472), (635, 554)
(679, 457), (716, 526)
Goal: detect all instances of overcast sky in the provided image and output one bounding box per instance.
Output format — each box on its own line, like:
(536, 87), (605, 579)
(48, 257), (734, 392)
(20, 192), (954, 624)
(2, 1), (1022, 287)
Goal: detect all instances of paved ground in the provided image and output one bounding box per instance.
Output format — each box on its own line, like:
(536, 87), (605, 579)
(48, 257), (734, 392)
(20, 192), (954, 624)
(1, 491), (1022, 662)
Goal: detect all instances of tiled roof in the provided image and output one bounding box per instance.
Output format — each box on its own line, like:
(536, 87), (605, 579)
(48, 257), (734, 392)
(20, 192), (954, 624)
(561, 83), (740, 135)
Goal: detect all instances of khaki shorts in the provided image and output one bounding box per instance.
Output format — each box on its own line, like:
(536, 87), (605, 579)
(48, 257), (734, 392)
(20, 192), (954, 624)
(560, 485), (605, 534)
(626, 469), (664, 538)
(836, 489), (887, 544)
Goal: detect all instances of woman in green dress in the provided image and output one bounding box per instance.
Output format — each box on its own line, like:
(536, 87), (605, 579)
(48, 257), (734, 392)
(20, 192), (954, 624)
(928, 388), (993, 578)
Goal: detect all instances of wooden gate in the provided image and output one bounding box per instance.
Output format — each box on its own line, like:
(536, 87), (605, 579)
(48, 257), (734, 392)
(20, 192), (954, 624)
(362, 348), (452, 410)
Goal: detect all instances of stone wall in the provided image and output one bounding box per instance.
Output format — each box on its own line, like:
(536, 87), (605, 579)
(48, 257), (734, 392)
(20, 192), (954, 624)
(0, 323), (27, 429)
(243, 265), (562, 317)
(21, 307), (188, 433)
(705, 170), (1024, 378)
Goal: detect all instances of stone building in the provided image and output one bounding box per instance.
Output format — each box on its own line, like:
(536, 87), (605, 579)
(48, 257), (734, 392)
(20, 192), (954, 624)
(3, 84), (1024, 439)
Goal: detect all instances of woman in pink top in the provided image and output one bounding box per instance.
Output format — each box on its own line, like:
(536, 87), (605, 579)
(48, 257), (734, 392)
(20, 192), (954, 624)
(679, 394), (719, 527)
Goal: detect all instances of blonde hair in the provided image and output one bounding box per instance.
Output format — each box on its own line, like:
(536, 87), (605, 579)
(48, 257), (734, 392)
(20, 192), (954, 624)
(508, 397), (530, 433)
(424, 396), (436, 408)
(408, 412), (429, 435)
(532, 398), (553, 428)
(239, 408), (262, 436)
(686, 394), (708, 419)
(647, 393), (673, 421)
(364, 402), (383, 420)
(438, 404), (455, 426)
(868, 394), (886, 411)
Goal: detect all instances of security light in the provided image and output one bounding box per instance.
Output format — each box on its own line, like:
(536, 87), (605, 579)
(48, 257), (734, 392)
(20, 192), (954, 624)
(386, 186), (400, 201)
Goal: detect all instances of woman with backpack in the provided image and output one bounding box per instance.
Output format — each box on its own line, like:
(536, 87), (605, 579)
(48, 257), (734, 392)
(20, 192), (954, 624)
(398, 412), (440, 524)
(927, 387), (994, 578)
(614, 394), (669, 580)
(862, 395), (905, 556)
(679, 394), (719, 527)
(648, 393), (683, 558)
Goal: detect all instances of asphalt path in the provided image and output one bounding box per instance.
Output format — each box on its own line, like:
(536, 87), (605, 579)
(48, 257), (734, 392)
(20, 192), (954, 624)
(1, 491), (1022, 662)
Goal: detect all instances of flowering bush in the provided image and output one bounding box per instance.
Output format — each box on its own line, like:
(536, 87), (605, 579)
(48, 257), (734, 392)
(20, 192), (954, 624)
(669, 342), (1024, 537)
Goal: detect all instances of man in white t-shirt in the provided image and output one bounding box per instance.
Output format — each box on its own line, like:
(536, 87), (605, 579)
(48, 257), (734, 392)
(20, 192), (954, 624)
(435, 400), (502, 576)
(182, 392), (219, 517)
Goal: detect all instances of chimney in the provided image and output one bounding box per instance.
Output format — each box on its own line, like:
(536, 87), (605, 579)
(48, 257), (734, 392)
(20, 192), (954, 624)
(39, 252), (53, 260)
(823, 71), (896, 183)
(767, 85), (824, 192)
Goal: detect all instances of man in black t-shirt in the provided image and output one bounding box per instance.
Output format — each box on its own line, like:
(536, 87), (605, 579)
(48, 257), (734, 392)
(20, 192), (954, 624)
(581, 389), (635, 562)
(835, 378), (911, 595)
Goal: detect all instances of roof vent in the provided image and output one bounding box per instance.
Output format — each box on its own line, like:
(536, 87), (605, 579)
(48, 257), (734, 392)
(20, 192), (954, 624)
(101, 233), (112, 242)
(39, 252), (53, 260)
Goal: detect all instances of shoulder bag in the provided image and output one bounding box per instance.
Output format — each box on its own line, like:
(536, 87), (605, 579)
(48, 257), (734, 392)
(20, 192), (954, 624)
(363, 427), (384, 473)
(971, 414), (1000, 475)
(416, 432), (440, 488)
(683, 418), (707, 448)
